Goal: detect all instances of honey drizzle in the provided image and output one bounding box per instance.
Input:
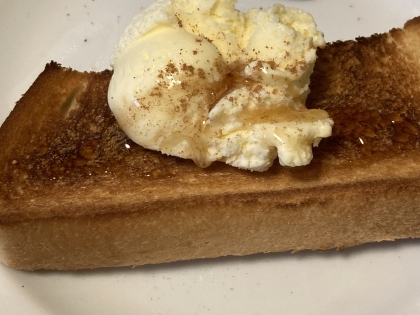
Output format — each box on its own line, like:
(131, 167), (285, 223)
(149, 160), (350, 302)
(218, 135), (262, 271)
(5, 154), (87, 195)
(312, 106), (420, 164)
(307, 31), (420, 164)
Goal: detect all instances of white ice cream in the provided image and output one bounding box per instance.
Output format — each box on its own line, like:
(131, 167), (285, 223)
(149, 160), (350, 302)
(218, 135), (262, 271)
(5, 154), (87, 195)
(108, 0), (333, 171)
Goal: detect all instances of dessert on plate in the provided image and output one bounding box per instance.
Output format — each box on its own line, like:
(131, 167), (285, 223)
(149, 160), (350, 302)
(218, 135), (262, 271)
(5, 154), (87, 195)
(0, 0), (419, 270)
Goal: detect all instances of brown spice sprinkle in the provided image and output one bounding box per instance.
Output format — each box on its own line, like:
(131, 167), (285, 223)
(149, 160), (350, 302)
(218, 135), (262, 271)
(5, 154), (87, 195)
(197, 68), (206, 79)
(165, 62), (178, 74)
(181, 63), (195, 76)
(175, 14), (183, 28)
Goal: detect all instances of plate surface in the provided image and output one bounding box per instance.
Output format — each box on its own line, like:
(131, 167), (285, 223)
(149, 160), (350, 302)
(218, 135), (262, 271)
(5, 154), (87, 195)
(1, 1), (420, 314)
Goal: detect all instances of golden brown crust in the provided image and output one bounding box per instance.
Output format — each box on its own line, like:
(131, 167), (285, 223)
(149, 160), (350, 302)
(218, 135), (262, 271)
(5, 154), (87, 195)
(1, 18), (420, 270)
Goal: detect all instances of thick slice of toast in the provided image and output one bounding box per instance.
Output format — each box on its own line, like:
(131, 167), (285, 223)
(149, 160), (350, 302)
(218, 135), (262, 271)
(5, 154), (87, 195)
(1, 18), (420, 270)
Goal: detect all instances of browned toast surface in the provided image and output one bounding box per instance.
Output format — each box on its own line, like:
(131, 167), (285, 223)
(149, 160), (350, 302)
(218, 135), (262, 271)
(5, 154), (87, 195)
(1, 18), (420, 270)
(308, 16), (420, 163)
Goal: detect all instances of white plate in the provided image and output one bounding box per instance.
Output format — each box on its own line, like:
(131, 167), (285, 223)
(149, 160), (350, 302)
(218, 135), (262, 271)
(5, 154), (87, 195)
(1, 1), (420, 314)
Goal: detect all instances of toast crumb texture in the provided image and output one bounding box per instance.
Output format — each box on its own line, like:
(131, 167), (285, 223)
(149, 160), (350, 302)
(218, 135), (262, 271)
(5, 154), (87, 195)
(1, 18), (420, 270)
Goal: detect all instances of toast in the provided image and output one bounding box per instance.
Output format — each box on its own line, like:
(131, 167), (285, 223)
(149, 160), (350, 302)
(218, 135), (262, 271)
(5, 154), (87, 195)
(1, 17), (420, 270)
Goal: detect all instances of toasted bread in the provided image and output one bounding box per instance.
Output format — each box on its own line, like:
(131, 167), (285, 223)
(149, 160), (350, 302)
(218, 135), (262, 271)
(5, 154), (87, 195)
(0, 18), (420, 270)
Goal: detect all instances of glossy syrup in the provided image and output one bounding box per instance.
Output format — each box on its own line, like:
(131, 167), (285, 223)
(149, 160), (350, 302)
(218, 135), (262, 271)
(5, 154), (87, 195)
(306, 31), (420, 165)
(317, 106), (419, 162)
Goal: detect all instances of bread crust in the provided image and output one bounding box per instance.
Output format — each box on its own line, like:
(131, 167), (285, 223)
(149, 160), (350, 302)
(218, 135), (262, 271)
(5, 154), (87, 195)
(1, 18), (420, 270)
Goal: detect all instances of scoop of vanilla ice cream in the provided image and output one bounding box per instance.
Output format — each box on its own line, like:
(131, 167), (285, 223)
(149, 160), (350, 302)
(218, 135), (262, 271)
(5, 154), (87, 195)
(108, 0), (333, 171)
(111, 0), (176, 65)
(109, 26), (226, 166)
